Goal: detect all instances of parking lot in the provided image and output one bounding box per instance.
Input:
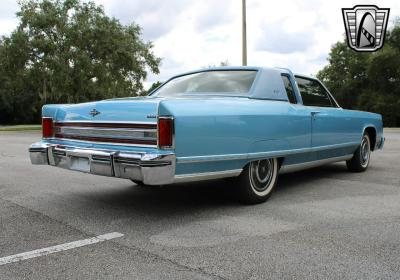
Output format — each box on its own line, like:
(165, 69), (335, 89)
(0, 130), (399, 279)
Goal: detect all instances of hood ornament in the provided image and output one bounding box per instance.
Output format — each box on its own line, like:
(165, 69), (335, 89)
(89, 109), (101, 117)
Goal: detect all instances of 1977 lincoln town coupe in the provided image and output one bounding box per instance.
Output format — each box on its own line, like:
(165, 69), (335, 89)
(29, 67), (384, 204)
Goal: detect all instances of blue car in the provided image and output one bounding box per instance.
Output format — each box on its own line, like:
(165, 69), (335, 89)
(29, 66), (384, 204)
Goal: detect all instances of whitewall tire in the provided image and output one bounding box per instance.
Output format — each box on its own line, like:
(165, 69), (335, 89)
(236, 158), (279, 204)
(346, 132), (371, 172)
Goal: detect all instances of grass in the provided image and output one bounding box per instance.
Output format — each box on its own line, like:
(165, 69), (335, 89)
(0, 125), (41, 132)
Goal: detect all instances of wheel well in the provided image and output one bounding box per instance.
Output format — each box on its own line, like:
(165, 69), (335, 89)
(277, 157), (284, 169)
(364, 127), (376, 151)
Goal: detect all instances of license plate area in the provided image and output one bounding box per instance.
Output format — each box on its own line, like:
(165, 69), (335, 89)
(70, 156), (90, 172)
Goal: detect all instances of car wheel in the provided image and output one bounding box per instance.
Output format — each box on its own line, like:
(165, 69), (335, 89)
(346, 132), (371, 172)
(236, 158), (279, 204)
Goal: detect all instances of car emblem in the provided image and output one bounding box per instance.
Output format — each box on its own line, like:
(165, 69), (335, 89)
(342, 5), (390, 52)
(89, 109), (100, 117)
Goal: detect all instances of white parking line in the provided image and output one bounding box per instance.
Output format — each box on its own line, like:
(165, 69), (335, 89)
(0, 232), (124, 266)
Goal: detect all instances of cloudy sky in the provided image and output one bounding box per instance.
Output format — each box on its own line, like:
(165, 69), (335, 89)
(1, 0), (399, 88)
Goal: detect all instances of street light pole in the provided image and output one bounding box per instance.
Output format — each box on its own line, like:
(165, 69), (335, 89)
(242, 0), (247, 66)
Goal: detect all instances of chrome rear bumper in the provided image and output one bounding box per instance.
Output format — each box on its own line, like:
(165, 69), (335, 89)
(377, 136), (385, 150)
(29, 142), (175, 185)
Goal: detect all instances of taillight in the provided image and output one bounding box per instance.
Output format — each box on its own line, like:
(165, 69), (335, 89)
(42, 117), (53, 138)
(158, 117), (174, 148)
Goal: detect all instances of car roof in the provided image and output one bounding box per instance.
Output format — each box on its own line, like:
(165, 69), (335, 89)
(153, 66), (317, 101)
(171, 66), (315, 80)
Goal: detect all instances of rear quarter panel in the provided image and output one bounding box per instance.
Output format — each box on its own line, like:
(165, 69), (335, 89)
(159, 98), (311, 175)
(342, 109), (383, 146)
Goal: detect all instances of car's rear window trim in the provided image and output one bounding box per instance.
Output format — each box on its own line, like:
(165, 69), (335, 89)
(150, 69), (259, 96)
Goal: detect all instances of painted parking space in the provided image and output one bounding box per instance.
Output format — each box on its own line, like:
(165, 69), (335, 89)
(0, 232), (124, 266)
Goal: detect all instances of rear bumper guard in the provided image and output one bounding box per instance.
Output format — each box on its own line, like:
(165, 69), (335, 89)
(29, 142), (175, 185)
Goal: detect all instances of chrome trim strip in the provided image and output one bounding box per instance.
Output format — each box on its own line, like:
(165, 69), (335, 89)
(58, 126), (157, 132)
(50, 138), (158, 148)
(58, 127), (157, 140)
(55, 120), (157, 125)
(174, 169), (242, 183)
(31, 143), (161, 154)
(279, 154), (353, 174)
(177, 142), (359, 164)
(178, 153), (254, 163)
(54, 135), (156, 145)
(52, 121), (159, 147)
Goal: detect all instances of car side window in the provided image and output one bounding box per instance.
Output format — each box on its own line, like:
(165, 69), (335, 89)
(281, 75), (297, 104)
(295, 77), (333, 107)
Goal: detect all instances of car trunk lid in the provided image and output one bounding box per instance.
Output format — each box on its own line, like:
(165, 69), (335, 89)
(54, 97), (160, 123)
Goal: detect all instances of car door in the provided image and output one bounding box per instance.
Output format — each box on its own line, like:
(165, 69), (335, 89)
(295, 76), (353, 160)
(280, 74), (312, 164)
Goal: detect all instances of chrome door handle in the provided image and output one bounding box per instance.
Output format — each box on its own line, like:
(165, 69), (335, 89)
(311, 111), (321, 116)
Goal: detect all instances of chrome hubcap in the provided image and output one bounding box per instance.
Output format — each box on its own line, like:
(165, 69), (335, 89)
(250, 159), (274, 192)
(360, 136), (370, 166)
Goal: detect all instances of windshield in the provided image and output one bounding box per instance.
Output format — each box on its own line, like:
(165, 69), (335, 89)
(152, 70), (257, 96)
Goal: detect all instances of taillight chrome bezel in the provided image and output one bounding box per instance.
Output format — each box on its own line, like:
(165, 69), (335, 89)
(157, 116), (175, 149)
(42, 117), (54, 139)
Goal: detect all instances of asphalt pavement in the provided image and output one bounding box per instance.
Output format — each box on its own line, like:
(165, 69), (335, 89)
(0, 130), (399, 279)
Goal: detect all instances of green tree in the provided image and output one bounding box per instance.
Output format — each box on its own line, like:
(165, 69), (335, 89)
(145, 81), (163, 95)
(317, 22), (400, 127)
(0, 0), (160, 124)
(317, 40), (370, 109)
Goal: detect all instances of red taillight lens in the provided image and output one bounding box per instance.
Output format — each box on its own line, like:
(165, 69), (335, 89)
(158, 117), (174, 148)
(42, 117), (53, 138)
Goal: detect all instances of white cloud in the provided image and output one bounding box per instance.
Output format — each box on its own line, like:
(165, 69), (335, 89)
(192, 1), (236, 31)
(97, 0), (193, 40)
(1, 0), (400, 88)
(0, 18), (18, 35)
(0, 0), (19, 36)
(254, 23), (313, 54)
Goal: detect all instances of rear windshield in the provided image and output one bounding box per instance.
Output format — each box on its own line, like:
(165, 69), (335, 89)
(152, 70), (257, 96)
